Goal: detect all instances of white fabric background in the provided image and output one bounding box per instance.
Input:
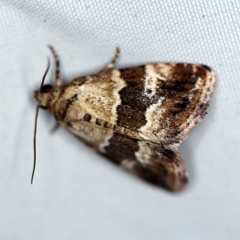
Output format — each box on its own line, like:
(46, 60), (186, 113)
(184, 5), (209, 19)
(1, 1), (239, 239)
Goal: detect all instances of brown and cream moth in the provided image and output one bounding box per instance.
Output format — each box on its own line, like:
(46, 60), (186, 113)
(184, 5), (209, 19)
(32, 46), (216, 191)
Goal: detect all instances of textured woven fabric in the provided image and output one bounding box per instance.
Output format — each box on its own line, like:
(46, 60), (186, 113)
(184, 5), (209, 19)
(1, 1), (240, 239)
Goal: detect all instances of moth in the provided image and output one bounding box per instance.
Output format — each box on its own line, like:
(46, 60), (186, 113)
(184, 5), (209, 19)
(33, 45), (216, 191)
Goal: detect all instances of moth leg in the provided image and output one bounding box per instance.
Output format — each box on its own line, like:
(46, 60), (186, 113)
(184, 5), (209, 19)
(101, 47), (120, 72)
(104, 133), (188, 191)
(48, 45), (61, 87)
(50, 122), (60, 133)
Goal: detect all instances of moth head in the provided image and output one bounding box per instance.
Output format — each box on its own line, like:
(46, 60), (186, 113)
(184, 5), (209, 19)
(34, 84), (52, 109)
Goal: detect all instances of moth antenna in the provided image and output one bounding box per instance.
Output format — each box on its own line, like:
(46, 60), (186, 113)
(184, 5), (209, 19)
(48, 45), (61, 87)
(31, 58), (50, 184)
(102, 46), (120, 72)
(40, 57), (51, 90)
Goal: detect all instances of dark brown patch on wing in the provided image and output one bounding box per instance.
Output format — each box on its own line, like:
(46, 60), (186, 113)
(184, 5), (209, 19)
(104, 121), (110, 128)
(170, 63), (206, 81)
(104, 133), (139, 164)
(96, 119), (103, 126)
(116, 67), (146, 130)
(83, 113), (92, 122)
(103, 133), (188, 191)
(117, 66), (163, 130)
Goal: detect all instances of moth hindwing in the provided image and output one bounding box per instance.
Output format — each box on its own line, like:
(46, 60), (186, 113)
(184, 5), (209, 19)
(33, 46), (216, 191)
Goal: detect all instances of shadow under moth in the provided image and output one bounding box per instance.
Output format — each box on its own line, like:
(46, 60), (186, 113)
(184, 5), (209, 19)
(33, 46), (216, 191)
